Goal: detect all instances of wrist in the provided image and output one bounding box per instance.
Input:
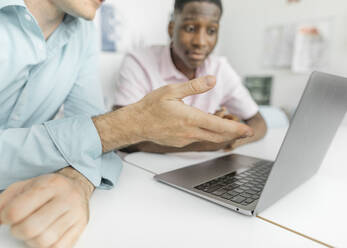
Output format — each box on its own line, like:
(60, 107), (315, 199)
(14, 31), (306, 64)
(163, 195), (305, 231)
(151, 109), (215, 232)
(92, 104), (145, 152)
(58, 167), (95, 200)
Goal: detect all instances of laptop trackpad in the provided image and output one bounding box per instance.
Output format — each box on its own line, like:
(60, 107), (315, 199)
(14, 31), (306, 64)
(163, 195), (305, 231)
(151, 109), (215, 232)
(157, 154), (265, 188)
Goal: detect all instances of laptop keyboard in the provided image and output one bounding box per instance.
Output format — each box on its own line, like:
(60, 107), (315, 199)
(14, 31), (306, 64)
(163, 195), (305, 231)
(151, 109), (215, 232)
(194, 161), (273, 206)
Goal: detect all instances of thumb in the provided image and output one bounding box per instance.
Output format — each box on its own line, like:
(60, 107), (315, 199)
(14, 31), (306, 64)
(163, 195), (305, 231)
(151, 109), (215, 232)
(166, 76), (216, 99)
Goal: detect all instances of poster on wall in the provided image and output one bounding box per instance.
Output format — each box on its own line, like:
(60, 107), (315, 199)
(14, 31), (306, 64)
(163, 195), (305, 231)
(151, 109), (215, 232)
(262, 19), (332, 73)
(292, 21), (331, 73)
(99, 3), (147, 53)
(100, 3), (119, 52)
(262, 25), (296, 68)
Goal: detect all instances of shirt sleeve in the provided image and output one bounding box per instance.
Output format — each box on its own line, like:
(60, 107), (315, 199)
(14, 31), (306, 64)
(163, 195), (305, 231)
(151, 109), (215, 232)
(0, 23), (122, 190)
(114, 53), (152, 106)
(50, 22), (122, 189)
(219, 59), (259, 120)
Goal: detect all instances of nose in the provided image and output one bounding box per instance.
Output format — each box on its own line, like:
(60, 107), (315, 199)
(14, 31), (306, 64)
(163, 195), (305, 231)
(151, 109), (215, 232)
(191, 29), (208, 48)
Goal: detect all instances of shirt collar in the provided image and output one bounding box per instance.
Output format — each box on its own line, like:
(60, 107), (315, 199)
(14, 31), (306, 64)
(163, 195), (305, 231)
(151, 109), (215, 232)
(0, 0), (25, 9)
(160, 45), (189, 81)
(0, 0), (80, 42)
(45, 14), (80, 56)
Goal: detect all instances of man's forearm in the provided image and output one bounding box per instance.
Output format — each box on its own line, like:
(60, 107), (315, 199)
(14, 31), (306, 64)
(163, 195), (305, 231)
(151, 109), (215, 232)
(92, 104), (144, 153)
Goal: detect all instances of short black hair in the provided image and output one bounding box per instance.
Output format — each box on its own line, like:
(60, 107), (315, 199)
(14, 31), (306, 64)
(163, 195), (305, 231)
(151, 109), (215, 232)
(174, 0), (223, 14)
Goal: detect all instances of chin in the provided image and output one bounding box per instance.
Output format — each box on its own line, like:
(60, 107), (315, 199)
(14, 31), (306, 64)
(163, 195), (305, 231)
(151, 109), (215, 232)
(80, 11), (96, 20)
(76, 6), (97, 20)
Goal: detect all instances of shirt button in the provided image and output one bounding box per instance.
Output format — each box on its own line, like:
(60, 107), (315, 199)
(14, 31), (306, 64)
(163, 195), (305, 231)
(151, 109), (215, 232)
(25, 14), (32, 21)
(38, 42), (45, 50)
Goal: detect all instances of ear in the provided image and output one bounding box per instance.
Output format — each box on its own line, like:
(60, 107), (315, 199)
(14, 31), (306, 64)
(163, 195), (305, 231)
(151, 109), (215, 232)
(168, 21), (174, 40)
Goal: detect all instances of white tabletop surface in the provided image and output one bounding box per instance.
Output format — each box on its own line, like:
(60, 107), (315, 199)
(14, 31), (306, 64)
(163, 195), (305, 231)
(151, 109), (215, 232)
(0, 164), (323, 248)
(1, 125), (345, 247)
(258, 125), (347, 248)
(74, 165), (325, 248)
(124, 125), (347, 247)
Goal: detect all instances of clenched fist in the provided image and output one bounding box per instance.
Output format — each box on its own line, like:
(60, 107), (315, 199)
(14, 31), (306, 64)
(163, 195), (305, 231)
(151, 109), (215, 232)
(0, 167), (93, 248)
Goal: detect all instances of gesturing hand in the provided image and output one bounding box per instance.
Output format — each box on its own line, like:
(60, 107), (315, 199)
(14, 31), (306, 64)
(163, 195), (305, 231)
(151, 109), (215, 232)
(133, 76), (253, 147)
(93, 76), (254, 152)
(0, 167), (94, 248)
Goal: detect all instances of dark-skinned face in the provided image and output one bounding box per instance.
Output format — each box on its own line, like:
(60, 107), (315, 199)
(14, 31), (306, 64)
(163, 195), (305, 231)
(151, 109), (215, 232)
(169, 2), (221, 71)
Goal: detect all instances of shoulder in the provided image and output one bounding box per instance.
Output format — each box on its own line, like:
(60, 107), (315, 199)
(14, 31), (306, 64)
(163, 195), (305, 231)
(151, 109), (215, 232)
(122, 45), (165, 72)
(127, 45), (164, 64)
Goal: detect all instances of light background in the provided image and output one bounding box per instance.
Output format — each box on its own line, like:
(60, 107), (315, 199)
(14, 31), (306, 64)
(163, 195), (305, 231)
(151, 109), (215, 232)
(94, 0), (347, 114)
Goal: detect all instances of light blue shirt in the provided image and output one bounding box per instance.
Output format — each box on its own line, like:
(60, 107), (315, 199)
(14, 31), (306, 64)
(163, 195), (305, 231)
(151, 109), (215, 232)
(0, 0), (122, 190)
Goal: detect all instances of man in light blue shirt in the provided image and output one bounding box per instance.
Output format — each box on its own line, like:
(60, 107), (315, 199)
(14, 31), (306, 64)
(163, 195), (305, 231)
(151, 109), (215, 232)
(0, 0), (253, 247)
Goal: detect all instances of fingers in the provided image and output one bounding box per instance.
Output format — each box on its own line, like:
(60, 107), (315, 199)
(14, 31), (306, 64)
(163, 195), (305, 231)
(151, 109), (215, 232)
(1, 184), (54, 225)
(193, 128), (231, 144)
(0, 181), (29, 210)
(164, 76), (216, 100)
(0, 174), (89, 248)
(214, 107), (227, 118)
(25, 212), (78, 248)
(11, 199), (70, 241)
(195, 112), (254, 139)
(50, 222), (86, 248)
(224, 114), (240, 122)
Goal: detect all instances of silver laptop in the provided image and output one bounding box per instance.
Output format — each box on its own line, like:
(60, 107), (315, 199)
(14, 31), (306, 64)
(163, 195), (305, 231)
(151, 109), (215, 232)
(154, 71), (347, 216)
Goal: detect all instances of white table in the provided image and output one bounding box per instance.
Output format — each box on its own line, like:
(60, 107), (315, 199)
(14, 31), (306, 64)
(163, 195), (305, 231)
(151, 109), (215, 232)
(123, 125), (347, 247)
(75, 165), (326, 248)
(1, 126), (345, 247)
(0, 164), (323, 248)
(258, 125), (347, 248)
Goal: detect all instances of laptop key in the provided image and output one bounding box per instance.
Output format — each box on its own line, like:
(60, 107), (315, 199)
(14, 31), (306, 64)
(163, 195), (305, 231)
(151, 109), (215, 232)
(240, 193), (253, 198)
(234, 188), (244, 193)
(206, 184), (224, 193)
(231, 196), (246, 204)
(212, 188), (228, 196)
(245, 198), (255, 204)
(221, 193), (233, 200)
(227, 191), (240, 197)
(251, 195), (260, 200)
(245, 189), (257, 195)
(224, 184), (238, 191)
(253, 187), (263, 192)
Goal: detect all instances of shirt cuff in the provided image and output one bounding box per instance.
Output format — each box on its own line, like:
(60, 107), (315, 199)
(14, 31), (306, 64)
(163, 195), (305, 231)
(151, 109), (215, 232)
(44, 115), (122, 188)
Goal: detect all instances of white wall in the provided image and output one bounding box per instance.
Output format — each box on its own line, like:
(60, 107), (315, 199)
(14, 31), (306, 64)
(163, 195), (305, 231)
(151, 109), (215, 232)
(95, 0), (174, 109)
(219, 0), (347, 113)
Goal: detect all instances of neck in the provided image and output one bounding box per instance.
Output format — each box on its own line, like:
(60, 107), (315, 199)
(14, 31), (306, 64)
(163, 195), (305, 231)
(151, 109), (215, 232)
(24, 0), (65, 40)
(170, 47), (196, 80)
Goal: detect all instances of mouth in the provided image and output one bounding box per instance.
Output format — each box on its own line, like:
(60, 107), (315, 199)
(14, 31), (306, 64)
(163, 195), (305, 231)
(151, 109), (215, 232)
(187, 51), (206, 61)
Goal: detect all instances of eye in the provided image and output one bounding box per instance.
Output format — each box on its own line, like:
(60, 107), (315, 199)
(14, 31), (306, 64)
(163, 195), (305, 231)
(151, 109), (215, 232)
(207, 27), (217, 35)
(184, 25), (196, 33)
